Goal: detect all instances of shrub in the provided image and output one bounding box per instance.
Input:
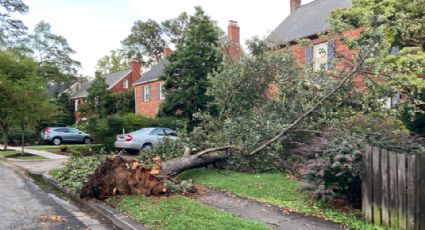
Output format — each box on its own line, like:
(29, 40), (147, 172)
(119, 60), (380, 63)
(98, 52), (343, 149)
(300, 114), (425, 208)
(300, 129), (365, 207)
(401, 90), (425, 136)
(54, 156), (102, 191)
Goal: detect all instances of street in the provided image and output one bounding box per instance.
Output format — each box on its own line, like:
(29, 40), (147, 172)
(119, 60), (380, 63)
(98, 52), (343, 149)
(0, 163), (112, 230)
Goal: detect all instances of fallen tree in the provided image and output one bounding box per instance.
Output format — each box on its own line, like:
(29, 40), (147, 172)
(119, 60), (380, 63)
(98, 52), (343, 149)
(79, 34), (396, 199)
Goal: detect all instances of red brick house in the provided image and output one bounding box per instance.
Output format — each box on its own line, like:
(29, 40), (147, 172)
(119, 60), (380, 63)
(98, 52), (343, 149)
(268, 0), (404, 107)
(268, 0), (367, 87)
(70, 60), (141, 122)
(134, 21), (242, 117)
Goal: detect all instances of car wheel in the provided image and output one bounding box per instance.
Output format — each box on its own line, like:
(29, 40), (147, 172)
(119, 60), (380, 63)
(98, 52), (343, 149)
(83, 137), (91, 144)
(141, 143), (152, 150)
(52, 137), (62, 145)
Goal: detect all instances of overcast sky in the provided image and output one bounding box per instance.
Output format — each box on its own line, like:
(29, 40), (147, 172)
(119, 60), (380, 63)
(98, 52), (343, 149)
(21, 0), (314, 76)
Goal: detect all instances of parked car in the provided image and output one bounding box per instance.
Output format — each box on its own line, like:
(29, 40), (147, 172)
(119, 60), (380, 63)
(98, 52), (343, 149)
(40, 127), (92, 145)
(114, 127), (178, 153)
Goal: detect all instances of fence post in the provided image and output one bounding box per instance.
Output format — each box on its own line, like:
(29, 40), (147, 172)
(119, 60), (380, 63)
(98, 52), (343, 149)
(381, 149), (390, 227)
(362, 143), (373, 221)
(389, 151), (399, 227)
(397, 153), (407, 229)
(406, 154), (416, 230)
(416, 155), (425, 230)
(372, 146), (382, 224)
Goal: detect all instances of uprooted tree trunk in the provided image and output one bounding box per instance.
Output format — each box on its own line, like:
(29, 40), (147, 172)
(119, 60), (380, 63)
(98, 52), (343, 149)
(80, 156), (168, 200)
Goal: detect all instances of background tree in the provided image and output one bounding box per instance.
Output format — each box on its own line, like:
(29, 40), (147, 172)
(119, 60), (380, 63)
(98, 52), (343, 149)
(0, 50), (57, 150)
(161, 12), (189, 45)
(122, 19), (165, 67)
(80, 72), (113, 118)
(29, 21), (81, 87)
(0, 0), (28, 48)
(111, 89), (135, 114)
(330, 0), (425, 135)
(96, 49), (130, 74)
(160, 7), (223, 129)
(13, 77), (57, 153)
(121, 13), (189, 67)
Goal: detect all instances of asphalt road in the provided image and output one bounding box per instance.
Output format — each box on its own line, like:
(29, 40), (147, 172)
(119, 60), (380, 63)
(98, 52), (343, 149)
(0, 163), (93, 230)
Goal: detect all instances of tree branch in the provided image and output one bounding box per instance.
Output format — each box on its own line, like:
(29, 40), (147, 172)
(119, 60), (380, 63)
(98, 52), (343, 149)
(248, 66), (360, 156)
(194, 145), (245, 157)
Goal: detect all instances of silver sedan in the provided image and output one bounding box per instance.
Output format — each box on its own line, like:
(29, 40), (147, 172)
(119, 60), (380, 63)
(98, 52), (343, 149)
(114, 127), (178, 153)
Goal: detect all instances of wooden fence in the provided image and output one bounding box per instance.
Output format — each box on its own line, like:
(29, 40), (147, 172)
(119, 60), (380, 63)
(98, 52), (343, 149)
(362, 143), (425, 230)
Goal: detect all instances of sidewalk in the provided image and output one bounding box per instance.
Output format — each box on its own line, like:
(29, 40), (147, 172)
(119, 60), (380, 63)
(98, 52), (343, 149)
(1, 145), (69, 174)
(6, 146), (69, 160)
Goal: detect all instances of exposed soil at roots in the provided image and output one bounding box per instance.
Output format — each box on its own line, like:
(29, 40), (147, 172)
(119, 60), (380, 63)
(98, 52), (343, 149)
(80, 156), (168, 200)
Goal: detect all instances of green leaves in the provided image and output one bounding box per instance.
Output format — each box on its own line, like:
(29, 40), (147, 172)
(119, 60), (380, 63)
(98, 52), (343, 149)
(160, 7), (223, 129)
(54, 156), (102, 192)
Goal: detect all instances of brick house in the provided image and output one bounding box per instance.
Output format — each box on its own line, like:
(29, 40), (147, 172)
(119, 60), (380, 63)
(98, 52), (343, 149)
(134, 21), (242, 117)
(268, 0), (367, 87)
(70, 60), (141, 122)
(268, 0), (405, 107)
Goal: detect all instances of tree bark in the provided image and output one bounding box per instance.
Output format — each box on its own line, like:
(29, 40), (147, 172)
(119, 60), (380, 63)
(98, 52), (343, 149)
(1, 124), (8, 150)
(161, 152), (225, 176)
(21, 124), (25, 154)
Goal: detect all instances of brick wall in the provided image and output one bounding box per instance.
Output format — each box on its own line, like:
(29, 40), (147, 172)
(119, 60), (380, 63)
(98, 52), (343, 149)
(110, 72), (133, 93)
(134, 80), (164, 117)
(288, 28), (364, 89)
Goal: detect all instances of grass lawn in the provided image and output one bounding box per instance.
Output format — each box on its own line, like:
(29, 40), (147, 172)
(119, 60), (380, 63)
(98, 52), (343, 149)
(0, 150), (46, 160)
(0, 150), (20, 156)
(108, 195), (269, 230)
(178, 168), (385, 230)
(27, 144), (101, 154)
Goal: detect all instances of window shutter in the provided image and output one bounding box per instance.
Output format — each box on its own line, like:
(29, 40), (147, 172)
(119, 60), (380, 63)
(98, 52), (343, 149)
(147, 86), (151, 101)
(305, 46), (313, 67)
(327, 40), (336, 70)
(391, 93), (400, 108)
(157, 84), (161, 100)
(141, 87), (144, 102)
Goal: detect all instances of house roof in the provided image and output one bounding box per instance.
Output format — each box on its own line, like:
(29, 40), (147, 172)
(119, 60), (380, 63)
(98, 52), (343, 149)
(70, 68), (133, 99)
(268, 0), (352, 43)
(134, 59), (169, 85)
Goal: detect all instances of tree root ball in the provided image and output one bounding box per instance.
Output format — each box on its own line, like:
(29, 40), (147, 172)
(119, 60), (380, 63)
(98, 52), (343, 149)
(80, 156), (168, 200)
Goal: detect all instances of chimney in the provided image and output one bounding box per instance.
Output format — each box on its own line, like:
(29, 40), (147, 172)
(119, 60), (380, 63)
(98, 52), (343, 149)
(163, 47), (172, 57)
(290, 0), (301, 14)
(226, 20), (241, 61)
(131, 59), (141, 84)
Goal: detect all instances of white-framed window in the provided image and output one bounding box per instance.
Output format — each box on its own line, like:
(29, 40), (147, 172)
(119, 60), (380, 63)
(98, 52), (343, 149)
(143, 85), (151, 102)
(123, 80), (129, 89)
(159, 83), (165, 100)
(74, 100), (79, 112)
(313, 42), (328, 72)
(382, 93), (400, 109)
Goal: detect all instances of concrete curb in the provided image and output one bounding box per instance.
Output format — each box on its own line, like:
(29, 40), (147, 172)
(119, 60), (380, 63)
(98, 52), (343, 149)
(42, 172), (147, 230)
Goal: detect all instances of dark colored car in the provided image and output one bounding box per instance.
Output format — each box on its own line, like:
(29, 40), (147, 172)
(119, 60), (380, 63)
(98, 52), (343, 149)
(40, 127), (91, 145)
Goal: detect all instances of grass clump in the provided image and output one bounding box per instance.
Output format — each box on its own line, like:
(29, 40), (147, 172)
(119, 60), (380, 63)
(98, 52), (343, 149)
(108, 195), (268, 230)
